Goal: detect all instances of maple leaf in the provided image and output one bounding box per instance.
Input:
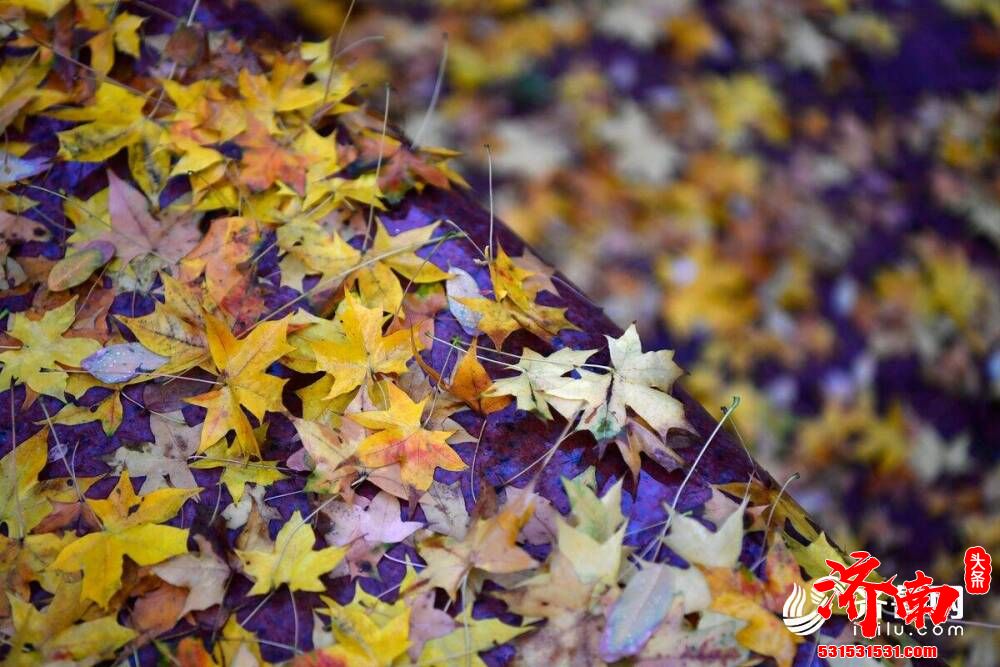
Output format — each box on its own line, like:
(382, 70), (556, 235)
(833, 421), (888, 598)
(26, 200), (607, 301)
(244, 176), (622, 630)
(785, 531), (850, 581)
(50, 473), (198, 607)
(348, 381), (465, 491)
(152, 534), (230, 616)
(554, 475), (627, 585)
(417, 609), (529, 667)
(717, 478), (820, 545)
(52, 386), (125, 437)
(236, 510), (345, 595)
(661, 496), (749, 569)
(109, 434), (199, 495)
(0, 298), (101, 398)
(53, 84), (149, 162)
(417, 489), (537, 597)
(367, 221), (452, 284)
(497, 551), (598, 621)
(323, 492), (422, 574)
(238, 57), (327, 127)
(192, 439), (288, 500)
(545, 324), (686, 440)
(118, 274), (209, 375)
(710, 591), (800, 667)
(443, 338), (511, 413)
(640, 609), (750, 664)
(310, 292), (416, 399)
(5, 583), (136, 666)
(456, 245), (575, 349)
(186, 314), (294, 457)
(0, 429), (52, 538)
(303, 585), (411, 666)
(236, 118), (315, 195)
(277, 222), (361, 292)
(97, 170), (200, 267)
(177, 216), (262, 313)
(183, 615), (267, 666)
(484, 346), (596, 419)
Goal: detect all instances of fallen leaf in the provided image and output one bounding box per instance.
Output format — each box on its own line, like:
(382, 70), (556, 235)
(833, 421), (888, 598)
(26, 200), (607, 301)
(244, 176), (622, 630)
(236, 510), (345, 595)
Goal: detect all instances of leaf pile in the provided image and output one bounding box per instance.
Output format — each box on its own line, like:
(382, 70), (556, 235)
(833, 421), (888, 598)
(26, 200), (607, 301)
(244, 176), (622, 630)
(1, 1), (890, 665)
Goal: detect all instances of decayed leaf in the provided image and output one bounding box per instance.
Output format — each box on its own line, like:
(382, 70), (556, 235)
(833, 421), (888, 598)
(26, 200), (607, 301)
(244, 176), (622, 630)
(323, 491), (423, 547)
(419, 480), (470, 539)
(47, 241), (115, 291)
(236, 510), (345, 595)
(109, 425), (199, 494)
(101, 170), (200, 267)
(639, 609), (750, 665)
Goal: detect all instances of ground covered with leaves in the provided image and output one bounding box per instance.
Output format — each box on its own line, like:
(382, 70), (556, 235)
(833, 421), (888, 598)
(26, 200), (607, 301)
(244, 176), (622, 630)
(0, 1), (903, 665)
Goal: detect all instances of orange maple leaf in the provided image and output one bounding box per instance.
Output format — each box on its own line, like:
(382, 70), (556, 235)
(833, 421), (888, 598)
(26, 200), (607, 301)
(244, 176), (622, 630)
(347, 382), (465, 491)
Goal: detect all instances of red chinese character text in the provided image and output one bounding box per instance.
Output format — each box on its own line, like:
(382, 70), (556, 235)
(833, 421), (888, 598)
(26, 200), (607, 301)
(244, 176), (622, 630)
(964, 546), (992, 595)
(814, 551), (897, 639)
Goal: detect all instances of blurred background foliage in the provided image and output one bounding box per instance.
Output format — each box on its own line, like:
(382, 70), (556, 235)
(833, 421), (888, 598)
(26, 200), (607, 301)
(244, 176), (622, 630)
(255, 0), (1000, 660)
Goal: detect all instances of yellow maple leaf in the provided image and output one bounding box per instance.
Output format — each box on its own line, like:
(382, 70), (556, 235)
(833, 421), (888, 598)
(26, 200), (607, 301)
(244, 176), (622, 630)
(53, 84), (150, 162)
(348, 381), (465, 491)
(418, 609), (529, 667)
(301, 587), (411, 667)
(0, 429), (52, 538)
(710, 591), (800, 667)
(0, 298), (101, 398)
(186, 314), (294, 457)
(50, 473), (198, 607)
(310, 292), (417, 399)
(119, 274), (209, 374)
(368, 221), (452, 284)
(7, 0), (71, 18)
(456, 244), (575, 349)
(236, 510), (345, 595)
(53, 385), (125, 436)
(5, 582), (135, 666)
